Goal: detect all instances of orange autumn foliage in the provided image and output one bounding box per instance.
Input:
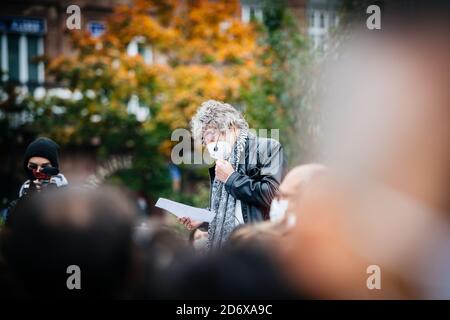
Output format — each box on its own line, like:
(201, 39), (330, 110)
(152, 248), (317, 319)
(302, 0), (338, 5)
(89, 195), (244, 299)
(47, 0), (267, 156)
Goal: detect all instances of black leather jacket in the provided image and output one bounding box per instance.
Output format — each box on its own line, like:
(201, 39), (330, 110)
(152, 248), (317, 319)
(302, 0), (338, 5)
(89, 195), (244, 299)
(209, 134), (286, 223)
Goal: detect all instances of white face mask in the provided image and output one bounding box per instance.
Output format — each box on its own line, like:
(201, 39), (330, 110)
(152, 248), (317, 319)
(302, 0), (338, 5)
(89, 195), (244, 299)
(269, 199), (289, 222)
(207, 141), (232, 160)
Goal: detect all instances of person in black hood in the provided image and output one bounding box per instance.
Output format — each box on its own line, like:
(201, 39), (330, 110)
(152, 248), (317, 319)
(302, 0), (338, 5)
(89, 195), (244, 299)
(3, 137), (68, 225)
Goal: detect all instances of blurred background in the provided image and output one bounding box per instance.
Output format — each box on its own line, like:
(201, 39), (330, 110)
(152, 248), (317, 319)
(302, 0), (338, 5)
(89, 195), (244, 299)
(2, 0), (450, 300)
(0, 0), (359, 217)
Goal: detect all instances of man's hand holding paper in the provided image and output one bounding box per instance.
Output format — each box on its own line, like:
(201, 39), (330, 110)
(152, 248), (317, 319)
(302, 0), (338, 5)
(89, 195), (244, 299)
(155, 198), (214, 225)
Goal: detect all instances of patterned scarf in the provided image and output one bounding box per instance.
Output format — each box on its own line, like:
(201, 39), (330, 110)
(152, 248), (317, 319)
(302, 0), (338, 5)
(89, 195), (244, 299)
(208, 128), (248, 249)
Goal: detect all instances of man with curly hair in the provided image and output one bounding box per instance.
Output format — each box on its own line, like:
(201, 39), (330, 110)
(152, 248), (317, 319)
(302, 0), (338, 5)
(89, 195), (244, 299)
(179, 100), (285, 249)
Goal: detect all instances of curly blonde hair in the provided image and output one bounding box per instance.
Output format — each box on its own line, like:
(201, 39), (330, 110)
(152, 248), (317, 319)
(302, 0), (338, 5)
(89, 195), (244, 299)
(190, 100), (249, 144)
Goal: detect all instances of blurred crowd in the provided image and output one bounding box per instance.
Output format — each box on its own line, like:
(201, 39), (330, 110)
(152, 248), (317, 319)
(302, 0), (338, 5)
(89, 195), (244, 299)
(1, 4), (450, 300)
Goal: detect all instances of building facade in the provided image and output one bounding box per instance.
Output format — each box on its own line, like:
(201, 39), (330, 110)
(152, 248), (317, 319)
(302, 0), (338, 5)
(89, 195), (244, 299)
(1, 0), (129, 89)
(0, 0), (341, 89)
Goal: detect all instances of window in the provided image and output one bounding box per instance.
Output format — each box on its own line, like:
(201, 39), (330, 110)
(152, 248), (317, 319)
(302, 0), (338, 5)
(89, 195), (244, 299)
(309, 11), (315, 27)
(0, 17), (45, 86)
(241, 4), (263, 23)
(7, 34), (20, 82)
(127, 94), (150, 122)
(27, 35), (40, 84)
(127, 36), (153, 65)
(319, 12), (325, 28)
(307, 7), (339, 51)
(330, 12), (336, 28)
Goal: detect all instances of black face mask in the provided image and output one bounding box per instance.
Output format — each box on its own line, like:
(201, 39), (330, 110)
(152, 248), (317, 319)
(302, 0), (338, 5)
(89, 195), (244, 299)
(25, 165), (58, 181)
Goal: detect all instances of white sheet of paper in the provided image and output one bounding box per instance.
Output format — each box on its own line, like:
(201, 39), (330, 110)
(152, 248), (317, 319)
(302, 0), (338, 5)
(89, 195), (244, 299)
(155, 197), (215, 223)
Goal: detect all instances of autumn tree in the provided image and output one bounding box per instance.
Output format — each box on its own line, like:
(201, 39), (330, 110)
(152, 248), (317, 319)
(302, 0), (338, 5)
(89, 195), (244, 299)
(24, 0), (266, 205)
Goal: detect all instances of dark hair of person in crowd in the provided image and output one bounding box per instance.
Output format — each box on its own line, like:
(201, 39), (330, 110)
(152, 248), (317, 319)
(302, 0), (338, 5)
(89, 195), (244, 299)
(132, 223), (193, 299)
(163, 244), (300, 300)
(228, 220), (290, 249)
(0, 187), (138, 299)
(188, 222), (209, 244)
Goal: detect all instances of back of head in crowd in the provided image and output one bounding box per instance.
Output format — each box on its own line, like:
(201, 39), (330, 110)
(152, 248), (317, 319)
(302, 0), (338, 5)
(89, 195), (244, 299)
(165, 244), (299, 299)
(1, 187), (137, 299)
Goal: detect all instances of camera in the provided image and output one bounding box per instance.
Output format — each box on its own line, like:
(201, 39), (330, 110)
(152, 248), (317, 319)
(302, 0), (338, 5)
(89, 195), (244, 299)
(28, 166), (60, 193)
